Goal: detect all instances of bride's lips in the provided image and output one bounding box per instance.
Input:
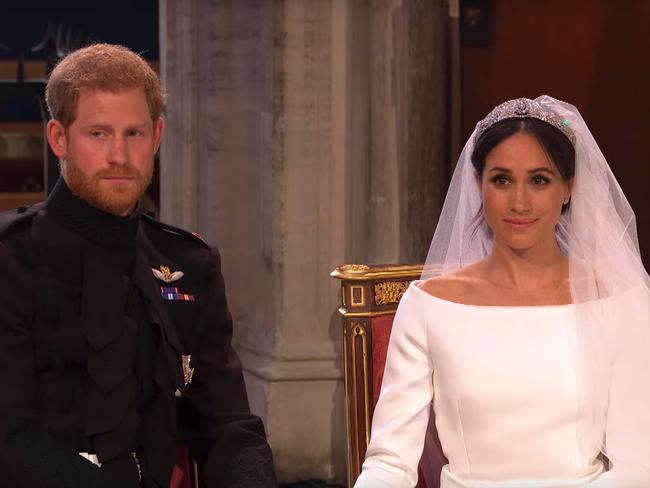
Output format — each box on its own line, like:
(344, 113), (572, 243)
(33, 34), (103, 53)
(503, 218), (538, 230)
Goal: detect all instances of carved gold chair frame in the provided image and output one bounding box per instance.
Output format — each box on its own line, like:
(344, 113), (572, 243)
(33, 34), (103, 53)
(331, 263), (423, 486)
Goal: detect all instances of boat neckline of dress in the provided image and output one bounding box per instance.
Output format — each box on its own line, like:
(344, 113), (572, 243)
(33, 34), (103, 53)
(410, 279), (577, 310)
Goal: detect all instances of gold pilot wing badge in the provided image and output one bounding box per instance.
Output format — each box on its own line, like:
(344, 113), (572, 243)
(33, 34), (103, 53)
(152, 265), (184, 283)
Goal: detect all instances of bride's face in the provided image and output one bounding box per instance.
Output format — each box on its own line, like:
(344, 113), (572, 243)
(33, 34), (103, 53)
(479, 131), (573, 252)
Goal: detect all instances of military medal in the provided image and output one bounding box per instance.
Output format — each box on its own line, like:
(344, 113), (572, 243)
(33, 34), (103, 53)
(160, 286), (195, 302)
(175, 354), (195, 398)
(182, 354), (194, 386)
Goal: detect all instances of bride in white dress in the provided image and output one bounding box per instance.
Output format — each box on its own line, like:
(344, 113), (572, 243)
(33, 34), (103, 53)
(355, 97), (650, 488)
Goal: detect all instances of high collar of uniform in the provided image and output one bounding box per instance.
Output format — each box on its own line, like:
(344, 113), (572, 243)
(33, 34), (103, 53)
(46, 177), (141, 247)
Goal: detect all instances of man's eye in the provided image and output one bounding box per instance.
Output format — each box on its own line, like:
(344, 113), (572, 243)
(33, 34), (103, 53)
(127, 130), (143, 137)
(90, 131), (105, 138)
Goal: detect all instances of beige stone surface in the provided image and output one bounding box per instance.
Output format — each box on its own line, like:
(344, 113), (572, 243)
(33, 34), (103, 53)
(160, 0), (348, 482)
(263, 377), (346, 482)
(159, 0), (456, 483)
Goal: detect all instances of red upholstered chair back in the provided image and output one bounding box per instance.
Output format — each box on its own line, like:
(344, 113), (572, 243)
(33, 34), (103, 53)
(332, 264), (447, 488)
(172, 445), (198, 488)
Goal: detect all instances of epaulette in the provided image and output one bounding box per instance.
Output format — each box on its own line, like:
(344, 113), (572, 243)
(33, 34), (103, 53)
(0, 203), (42, 239)
(141, 212), (210, 249)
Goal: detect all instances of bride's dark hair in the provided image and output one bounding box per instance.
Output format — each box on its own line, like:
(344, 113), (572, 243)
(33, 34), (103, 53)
(471, 118), (576, 183)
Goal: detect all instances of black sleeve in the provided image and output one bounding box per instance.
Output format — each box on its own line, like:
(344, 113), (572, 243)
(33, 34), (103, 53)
(0, 242), (139, 488)
(178, 247), (277, 488)
(0, 241), (36, 483)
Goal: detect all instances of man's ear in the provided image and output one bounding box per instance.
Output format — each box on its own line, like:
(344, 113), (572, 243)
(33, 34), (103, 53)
(154, 117), (165, 153)
(46, 120), (67, 158)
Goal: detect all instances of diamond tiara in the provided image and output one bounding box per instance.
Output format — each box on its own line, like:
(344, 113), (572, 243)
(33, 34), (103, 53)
(475, 98), (576, 146)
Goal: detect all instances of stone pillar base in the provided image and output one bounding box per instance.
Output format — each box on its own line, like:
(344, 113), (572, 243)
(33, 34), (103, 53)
(240, 348), (346, 484)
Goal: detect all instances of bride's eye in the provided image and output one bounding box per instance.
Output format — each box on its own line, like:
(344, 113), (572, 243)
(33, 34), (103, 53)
(492, 175), (510, 186)
(532, 175), (550, 186)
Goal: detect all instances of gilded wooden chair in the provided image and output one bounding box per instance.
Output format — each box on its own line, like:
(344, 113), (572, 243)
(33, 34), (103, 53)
(331, 264), (447, 488)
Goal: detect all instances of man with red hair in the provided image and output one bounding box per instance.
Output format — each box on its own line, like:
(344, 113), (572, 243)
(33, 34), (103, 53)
(0, 44), (276, 488)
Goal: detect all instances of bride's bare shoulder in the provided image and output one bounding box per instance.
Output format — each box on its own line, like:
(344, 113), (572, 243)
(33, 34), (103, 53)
(417, 264), (484, 303)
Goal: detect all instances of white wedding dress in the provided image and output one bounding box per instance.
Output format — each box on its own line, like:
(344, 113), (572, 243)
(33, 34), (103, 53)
(355, 282), (649, 488)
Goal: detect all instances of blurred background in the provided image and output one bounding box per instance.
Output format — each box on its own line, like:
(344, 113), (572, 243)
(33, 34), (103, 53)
(0, 1), (647, 485)
(0, 0), (159, 210)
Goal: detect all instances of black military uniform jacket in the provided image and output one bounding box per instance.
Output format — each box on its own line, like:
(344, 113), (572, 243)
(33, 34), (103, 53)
(0, 179), (276, 488)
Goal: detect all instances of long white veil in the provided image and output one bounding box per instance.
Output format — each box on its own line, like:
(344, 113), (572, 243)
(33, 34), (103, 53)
(421, 95), (650, 486)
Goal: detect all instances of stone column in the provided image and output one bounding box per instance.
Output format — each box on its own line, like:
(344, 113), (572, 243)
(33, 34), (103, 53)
(365, 0), (453, 264)
(159, 0), (455, 483)
(158, 0), (200, 230)
(160, 0), (350, 482)
(366, 0), (405, 263)
(237, 1), (350, 481)
(400, 0), (453, 261)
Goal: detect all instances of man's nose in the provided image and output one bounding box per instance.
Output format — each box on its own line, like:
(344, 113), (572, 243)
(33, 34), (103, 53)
(108, 136), (129, 164)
